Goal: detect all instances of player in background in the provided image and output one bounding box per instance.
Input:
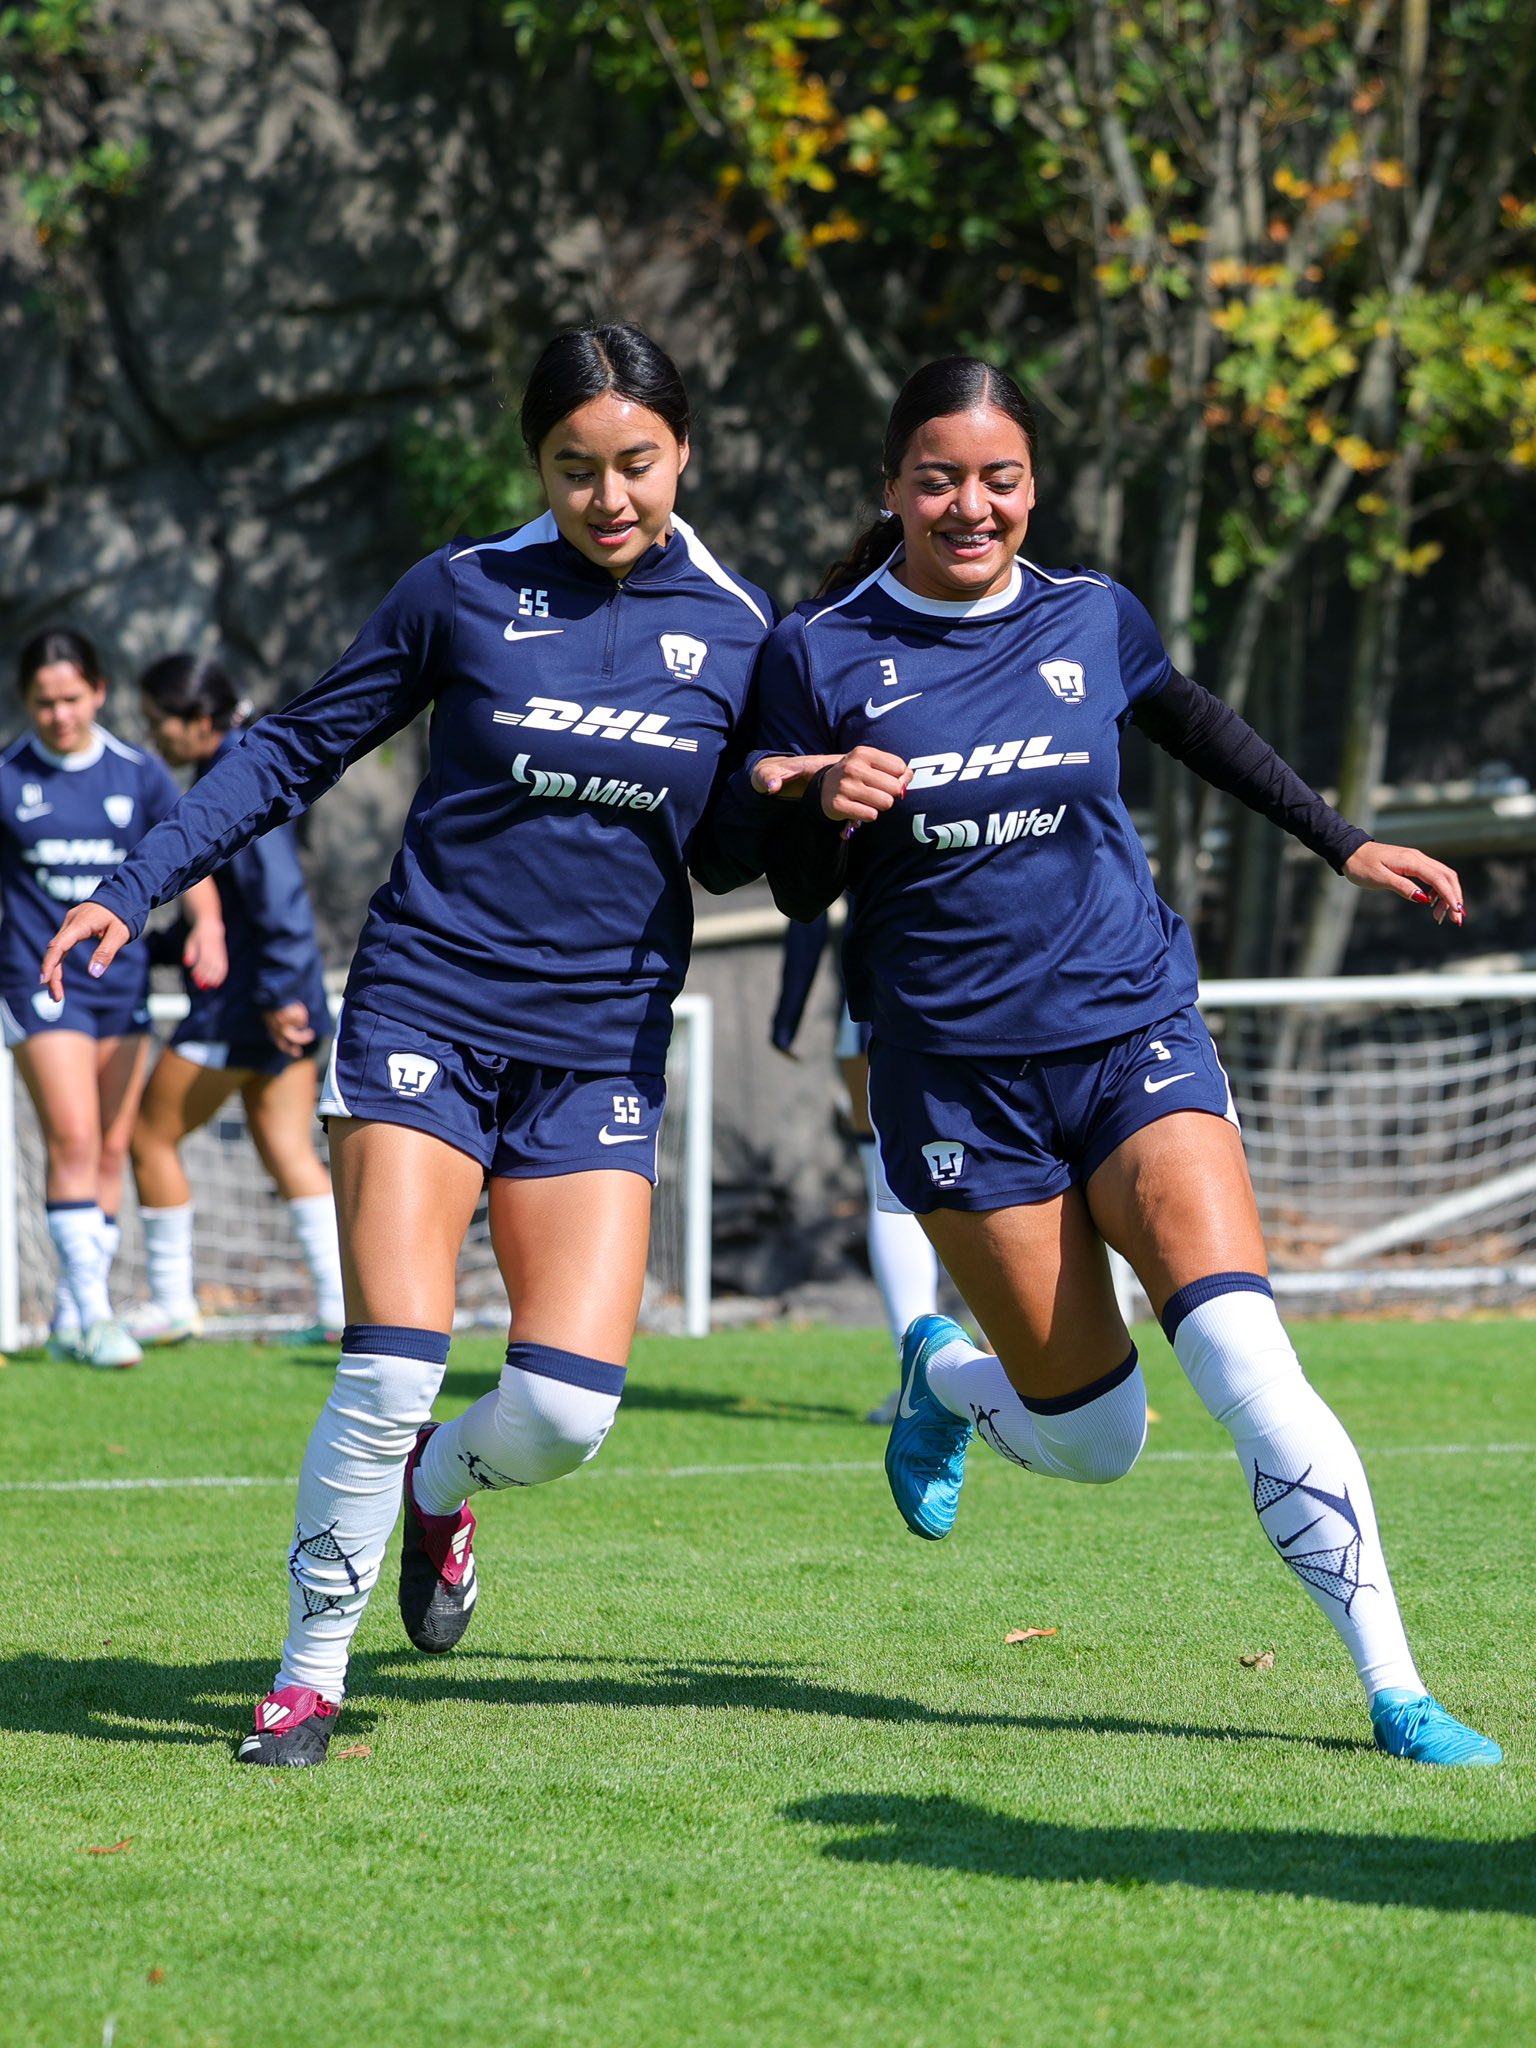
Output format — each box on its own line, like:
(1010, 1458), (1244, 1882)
(42, 324), (803, 1767)
(127, 652), (345, 1347)
(752, 355), (1500, 1768)
(770, 911), (938, 1418)
(1, 628), (225, 1369)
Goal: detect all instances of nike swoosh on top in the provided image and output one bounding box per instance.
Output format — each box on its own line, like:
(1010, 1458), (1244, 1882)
(597, 1127), (650, 1145)
(864, 692), (923, 719)
(1143, 1071), (1195, 1093)
(504, 623), (565, 642)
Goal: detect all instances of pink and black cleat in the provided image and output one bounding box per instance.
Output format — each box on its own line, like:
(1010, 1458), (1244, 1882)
(236, 1685), (339, 1768)
(398, 1424), (479, 1654)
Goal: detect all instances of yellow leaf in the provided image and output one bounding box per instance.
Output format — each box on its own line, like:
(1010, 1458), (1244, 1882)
(1149, 147), (1177, 189)
(1005, 1627), (1059, 1644)
(1371, 159), (1408, 189)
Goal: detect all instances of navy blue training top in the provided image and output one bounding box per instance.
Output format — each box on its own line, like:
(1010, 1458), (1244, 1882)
(92, 514), (773, 1071)
(750, 554), (1200, 1057)
(177, 729), (330, 1043)
(0, 725), (179, 1009)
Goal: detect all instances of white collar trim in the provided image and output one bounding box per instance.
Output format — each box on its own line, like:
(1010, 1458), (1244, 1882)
(877, 560), (1023, 618)
(31, 727), (106, 772)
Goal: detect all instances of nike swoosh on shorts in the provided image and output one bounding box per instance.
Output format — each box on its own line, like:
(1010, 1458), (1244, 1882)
(1144, 1071), (1195, 1093)
(597, 1128), (650, 1145)
(864, 693), (923, 719)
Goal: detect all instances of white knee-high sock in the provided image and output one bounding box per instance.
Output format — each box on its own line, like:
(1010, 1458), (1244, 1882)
(1166, 1273), (1422, 1701)
(288, 1193), (346, 1330)
(860, 1141), (939, 1350)
(140, 1204), (197, 1317)
(274, 1325), (449, 1703)
(47, 1202), (110, 1328)
(926, 1331), (1147, 1482)
(413, 1341), (626, 1513)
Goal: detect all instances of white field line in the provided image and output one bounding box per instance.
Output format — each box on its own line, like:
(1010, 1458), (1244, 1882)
(0, 1442), (1530, 1496)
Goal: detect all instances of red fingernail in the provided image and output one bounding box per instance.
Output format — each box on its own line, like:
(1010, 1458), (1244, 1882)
(1411, 890), (1432, 904)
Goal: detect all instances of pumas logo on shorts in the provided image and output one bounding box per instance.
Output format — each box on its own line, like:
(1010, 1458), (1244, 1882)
(1039, 659), (1086, 703)
(104, 794), (135, 828)
(922, 1139), (966, 1188)
(659, 632), (708, 680)
(387, 1052), (439, 1098)
(31, 989), (64, 1023)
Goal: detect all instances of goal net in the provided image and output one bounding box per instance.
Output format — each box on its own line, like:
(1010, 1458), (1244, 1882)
(1196, 973), (1536, 1313)
(0, 990), (713, 1349)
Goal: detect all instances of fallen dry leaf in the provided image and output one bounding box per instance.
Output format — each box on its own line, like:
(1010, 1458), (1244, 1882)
(82, 1839), (133, 1855)
(1145, 1407), (1162, 1425)
(335, 1743), (372, 1760)
(106, 1444), (129, 1456)
(147, 1968), (166, 1985)
(1239, 1646), (1277, 1670)
(1005, 1627), (1059, 1644)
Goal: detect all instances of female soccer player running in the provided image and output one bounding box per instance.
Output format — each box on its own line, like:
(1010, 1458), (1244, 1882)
(128, 653), (345, 1346)
(2, 629), (225, 1369)
(753, 356), (1500, 1767)
(42, 325), (784, 1765)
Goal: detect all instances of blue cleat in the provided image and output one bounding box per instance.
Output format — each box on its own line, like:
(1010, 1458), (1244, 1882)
(885, 1314), (974, 1540)
(1370, 1689), (1503, 1767)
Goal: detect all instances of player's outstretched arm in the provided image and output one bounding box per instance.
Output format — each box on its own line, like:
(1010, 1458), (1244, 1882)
(40, 903), (130, 999)
(1342, 841), (1464, 926)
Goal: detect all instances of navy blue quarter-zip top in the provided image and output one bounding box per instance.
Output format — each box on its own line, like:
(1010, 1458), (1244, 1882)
(92, 513), (774, 1071)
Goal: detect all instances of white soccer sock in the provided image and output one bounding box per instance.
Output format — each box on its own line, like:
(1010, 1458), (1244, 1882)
(860, 1142), (939, 1350)
(414, 1341), (626, 1513)
(140, 1203), (198, 1318)
(51, 1271), (79, 1337)
(1166, 1274), (1422, 1701)
(926, 1332), (1147, 1483)
(273, 1325), (449, 1704)
(288, 1193), (346, 1331)
(47, 1202), (111, 1329)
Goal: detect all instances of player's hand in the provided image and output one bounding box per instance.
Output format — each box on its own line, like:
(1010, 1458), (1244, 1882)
(39, 904), (131, 1001)
(1343, 841), (1464, 927)
(263, 1002), (317, 1057)
(182, 917), (229, 991)
(820, 745), (909, 828)
(751, 753), (843, 799)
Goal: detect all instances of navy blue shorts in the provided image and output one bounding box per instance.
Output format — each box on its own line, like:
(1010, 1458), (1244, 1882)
(1, 983), (150, 1047)
(167, 1022), (326, 1081)
(868, 1006), (1237, 1214)
(318, 1003), (665, 1181)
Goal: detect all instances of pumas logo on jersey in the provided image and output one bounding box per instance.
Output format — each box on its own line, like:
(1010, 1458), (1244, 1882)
(1039, 658), (1086, 703)
(906, 736), (1090, 789)
(922, 1140), (966, 1188)
(659, 632), (708, 680)
(386, 1052), (439, 1098)
(31, 989), (65, 1023)
(15, 781), (50, 822)
(104, 794), (135, 828)
(493, 698), (698, 753)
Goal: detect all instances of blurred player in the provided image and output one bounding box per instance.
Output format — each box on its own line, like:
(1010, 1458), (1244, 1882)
(753, 356), (1500, 1769)
(128, 652), (344, 1347)
(42, 325), (807, 1766)
(771, 910), (937, 1417)
(1, 628), (224, 1369)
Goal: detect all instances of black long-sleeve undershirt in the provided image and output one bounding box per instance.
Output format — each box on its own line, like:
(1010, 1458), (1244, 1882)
(764, 669), (1368, 923)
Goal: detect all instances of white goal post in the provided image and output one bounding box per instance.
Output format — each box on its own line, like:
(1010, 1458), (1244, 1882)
(0, 989), (714, 1350)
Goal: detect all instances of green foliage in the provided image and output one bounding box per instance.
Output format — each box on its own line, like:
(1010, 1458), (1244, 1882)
(0, 0), (148, 248)
(395, 399), (546, 547)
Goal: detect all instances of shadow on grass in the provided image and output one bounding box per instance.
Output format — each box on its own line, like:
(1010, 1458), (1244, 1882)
(0, 1648), (1359, 1759)
(782, 1791), (1535, 1916)
(430, 1366), (859, 1423)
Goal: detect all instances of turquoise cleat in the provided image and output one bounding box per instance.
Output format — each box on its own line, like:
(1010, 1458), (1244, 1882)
(885, 1314), (974, 1541)
(1370, 1689), (1503, 1767)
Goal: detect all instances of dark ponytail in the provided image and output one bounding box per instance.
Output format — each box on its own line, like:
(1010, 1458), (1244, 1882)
(17, 626), (104, 698)
(138, 652), (249, 733)
(520, 324), (691, 462)
(817, 356), (1039, 597)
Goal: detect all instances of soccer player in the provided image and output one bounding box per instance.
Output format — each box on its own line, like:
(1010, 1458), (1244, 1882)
(771, 912), (938, 1417)
(1, 628), (225, 1369)
(127, 652), (345, 1347)
(751, 356), (1501, 1768)
(41, 325), (798, 1767)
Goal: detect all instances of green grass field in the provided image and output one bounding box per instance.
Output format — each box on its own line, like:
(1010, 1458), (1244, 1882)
(2, 1317), (1532, 2047)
